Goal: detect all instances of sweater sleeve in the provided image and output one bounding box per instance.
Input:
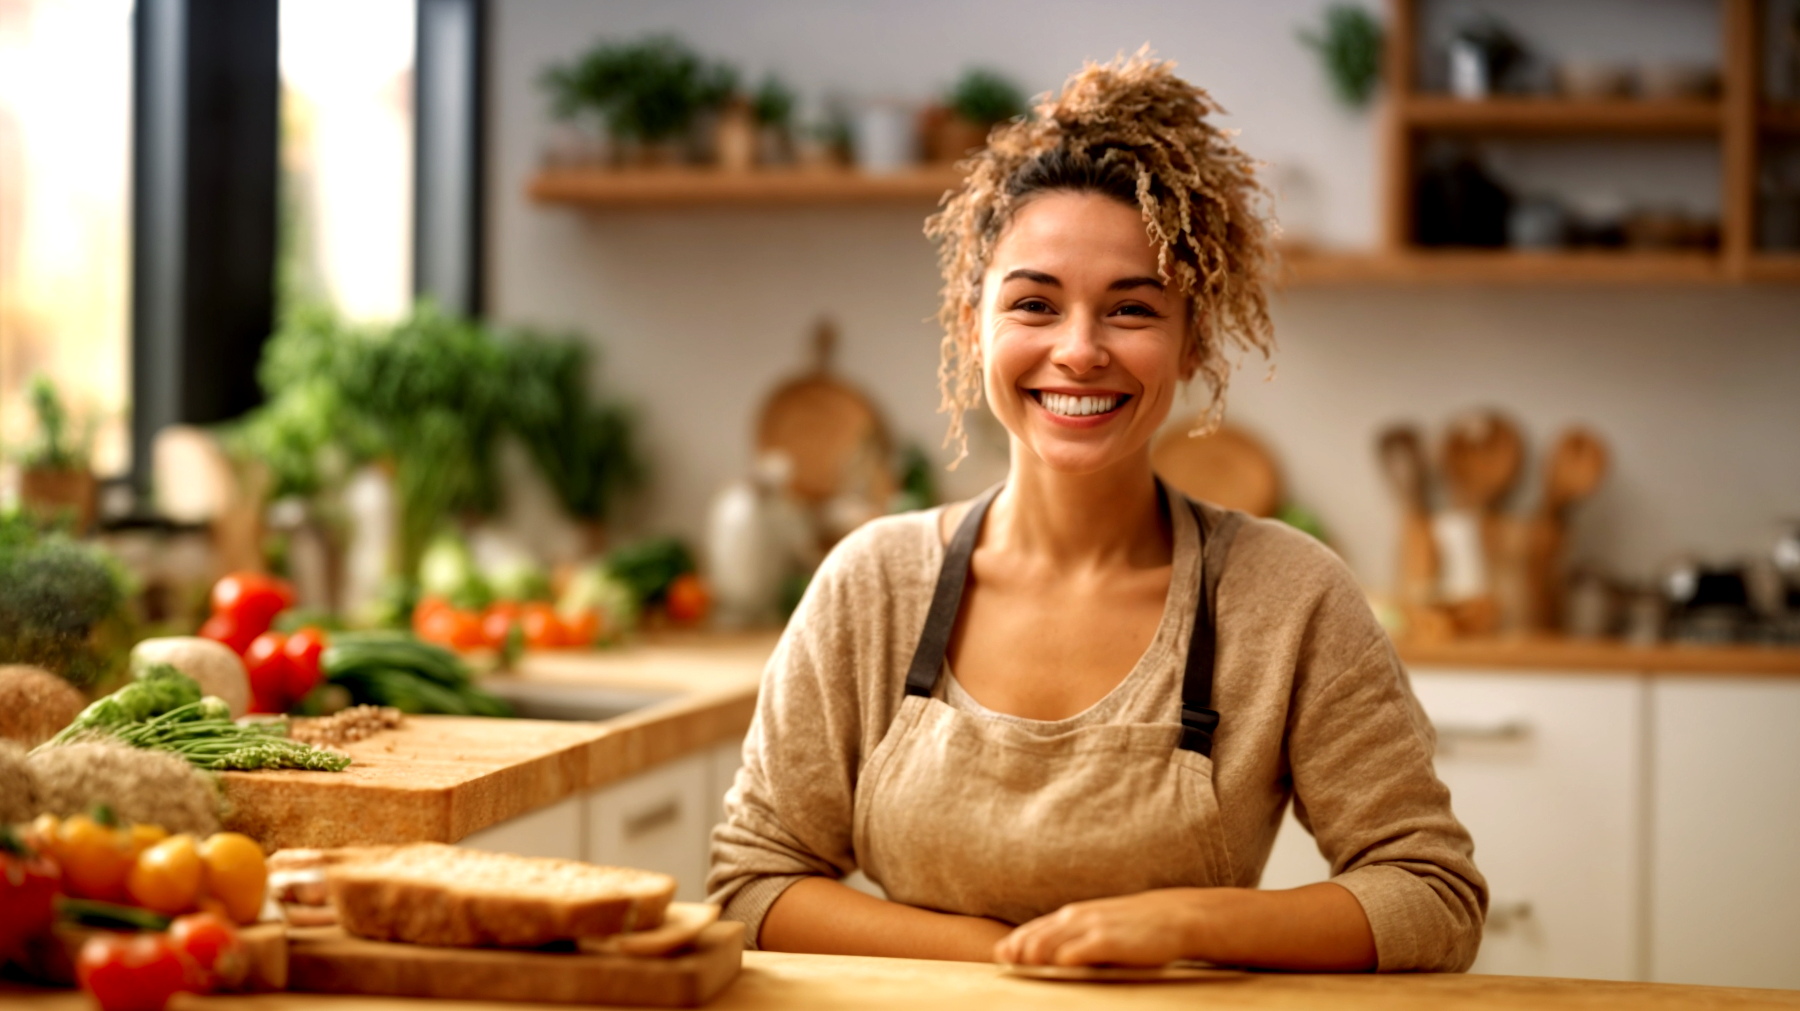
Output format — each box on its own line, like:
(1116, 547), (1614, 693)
(1288, 630), (1489, 972)
(706, 552), (868, 948)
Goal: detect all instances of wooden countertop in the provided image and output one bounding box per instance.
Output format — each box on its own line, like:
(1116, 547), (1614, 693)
(7, 952), (1800, 1010)
(1397, 635), (1800, 676)
(219, 635), (773, 850)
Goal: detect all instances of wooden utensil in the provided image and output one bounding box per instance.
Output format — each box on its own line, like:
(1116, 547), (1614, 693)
(1376, 425), (1440, 618)
(1438, 411), (1524, 636)
(288, 920), (743, 1007)
(756, 318), (894, 508)
(1524, 428), (1609, 631)
(1151, 422), (1282, 517)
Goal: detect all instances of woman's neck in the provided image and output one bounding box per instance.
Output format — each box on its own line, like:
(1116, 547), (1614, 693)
(991, 444), (1171, 570)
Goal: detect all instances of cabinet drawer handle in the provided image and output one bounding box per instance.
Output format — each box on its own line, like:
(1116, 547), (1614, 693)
(1435, 720), (1532, 755)
(624, 799), (681, 840)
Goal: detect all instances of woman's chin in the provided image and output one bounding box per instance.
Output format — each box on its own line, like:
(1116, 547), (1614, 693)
(1016, 437), (1142, 477)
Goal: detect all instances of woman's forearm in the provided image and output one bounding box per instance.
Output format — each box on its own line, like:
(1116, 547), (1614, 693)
(996, 881), (1377, 971)
(1184, 883), (1377, 970)
(758, 876), (1014, 962)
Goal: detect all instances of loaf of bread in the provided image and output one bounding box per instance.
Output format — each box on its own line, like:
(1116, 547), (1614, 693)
(325, 843), (677, 948)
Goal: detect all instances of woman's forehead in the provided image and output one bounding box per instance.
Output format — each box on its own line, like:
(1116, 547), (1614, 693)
(991, 191), (1161, 278)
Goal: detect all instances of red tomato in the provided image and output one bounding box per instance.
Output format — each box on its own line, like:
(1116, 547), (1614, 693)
(418, 608), (485, 651)
(168, 912), (245, 991)
(77, 932), (192, 1011)
(480, 602), (519, 649)
(0, 829), (59, 962)
(560, 608), (600, 647)
(281, 626), (327, 702)
(243, 632), (293, 714)
(209, 573), (294, 637)
(665, 574), (711, 625)
(519, 603), (567, 649)
(411, 595), (452, 637)
(197, 612), (258, 656)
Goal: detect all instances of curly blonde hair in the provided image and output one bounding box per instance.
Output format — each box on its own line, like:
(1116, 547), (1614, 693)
(924, 49), (1277, 466)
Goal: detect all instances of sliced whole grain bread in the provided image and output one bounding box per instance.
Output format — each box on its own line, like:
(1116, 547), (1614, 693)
(325, 842), (676, 948)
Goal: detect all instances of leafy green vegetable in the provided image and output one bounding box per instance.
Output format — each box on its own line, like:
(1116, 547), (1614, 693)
(322, 632), (512, 716)
(505, 335), (642, 524)
(45, 664), (202, 746)
(603, 538), (695, 608)
(0, 512), (134, 688)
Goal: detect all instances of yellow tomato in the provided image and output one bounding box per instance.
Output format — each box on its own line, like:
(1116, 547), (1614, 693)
(25, 813), (60, 852)
(126, 834), (204, 915)
(128, 823), (169, 856)
(199, 832), (267, 925)
(55, 814), (136, 901)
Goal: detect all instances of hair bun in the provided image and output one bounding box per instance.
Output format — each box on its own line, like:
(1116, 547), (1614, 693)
(1041, 47), (1225, 144)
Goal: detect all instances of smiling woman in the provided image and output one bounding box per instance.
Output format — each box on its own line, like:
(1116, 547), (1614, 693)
(709, 52), (1486, 975)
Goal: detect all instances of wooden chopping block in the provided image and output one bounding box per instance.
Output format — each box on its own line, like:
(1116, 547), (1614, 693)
(287, 920), (744, 1007)
(1151, 422), (1282, 517)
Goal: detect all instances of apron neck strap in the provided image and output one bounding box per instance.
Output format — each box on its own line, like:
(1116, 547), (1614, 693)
(1179, 499), (1243, 756)
(903, 483), (1004, 698)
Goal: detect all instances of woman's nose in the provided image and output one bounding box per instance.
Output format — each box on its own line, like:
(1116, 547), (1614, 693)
(1048, 311), (1108, 373)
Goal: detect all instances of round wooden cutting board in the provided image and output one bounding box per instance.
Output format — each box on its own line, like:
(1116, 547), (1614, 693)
(1151, 421), (1282, 517)
(755, 319), (893, 506)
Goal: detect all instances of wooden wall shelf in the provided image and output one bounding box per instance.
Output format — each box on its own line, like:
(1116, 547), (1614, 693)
(1404, 96), (1722, 135)
(1761, 104), (1800, 134)
(528, 166), (963, 208)
(1283, 249), (1726, 286)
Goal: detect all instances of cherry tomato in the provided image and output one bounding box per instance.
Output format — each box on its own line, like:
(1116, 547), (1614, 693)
(665, 574), (711, 625)
(197, 832), (267, 926)
(243, 632), (293, 714)
(411, 595), (453, 636)
(281, 626), (327, 701)
(197, 611), (258, 657)
(0, 826), (59, 964)
(128, 823), (169, 857)
(209, 572), (294, 638)
(480, 602), (519, 649)
(126, 834), (204, 916)
(168, 912), (245, 990)
(519, 602), (567, 649)
(53, 814), (135, 902)
(560, 607), (600, 647)
(77, 932), (191, 1011)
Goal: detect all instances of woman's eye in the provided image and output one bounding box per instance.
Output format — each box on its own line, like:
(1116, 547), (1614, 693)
(1015, 298), (1055, 314)
(1112, 304), (1157, 317)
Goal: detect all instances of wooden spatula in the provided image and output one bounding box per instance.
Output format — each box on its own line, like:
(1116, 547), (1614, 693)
(1524, 428), (1609, 631)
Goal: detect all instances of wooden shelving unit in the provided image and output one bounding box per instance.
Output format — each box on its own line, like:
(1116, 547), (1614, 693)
(528, 165), (963, 208)
(1401, 96), (1723, 135)
(1278, 0), (1800, 287)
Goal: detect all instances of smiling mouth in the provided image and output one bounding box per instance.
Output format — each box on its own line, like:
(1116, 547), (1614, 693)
(1030, 390), (1130, 418)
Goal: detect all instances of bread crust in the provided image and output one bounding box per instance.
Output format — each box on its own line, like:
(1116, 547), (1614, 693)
(326, 843), (675, 948)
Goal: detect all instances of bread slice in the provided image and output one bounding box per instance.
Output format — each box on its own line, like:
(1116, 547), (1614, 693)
(325, 843), (676, 948)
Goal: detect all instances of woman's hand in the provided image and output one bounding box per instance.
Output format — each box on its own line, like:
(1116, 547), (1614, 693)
(994, 889), (1205, 967)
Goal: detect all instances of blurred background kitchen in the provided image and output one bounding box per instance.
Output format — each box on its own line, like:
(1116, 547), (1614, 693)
(3, 0), (1798, 993)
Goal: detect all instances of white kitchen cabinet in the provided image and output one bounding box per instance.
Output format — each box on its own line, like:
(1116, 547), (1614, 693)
(457, 792), (586, 861)
(1260, 669), (1645, 982)
(1649, 678), (1800, 990)
(589, 751), (713, 902)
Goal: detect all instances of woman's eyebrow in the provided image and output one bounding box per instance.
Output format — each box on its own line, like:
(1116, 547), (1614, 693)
(1001, 268), (1060, 286)
(1108, 275), (1166, 292)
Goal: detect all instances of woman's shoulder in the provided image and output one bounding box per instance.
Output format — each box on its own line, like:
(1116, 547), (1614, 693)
(1201, 504), (1369, 617)
(809, 507), (944, 599)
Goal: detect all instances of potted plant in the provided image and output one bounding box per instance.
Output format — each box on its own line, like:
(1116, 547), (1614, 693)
(924, 68), (1026, 163)
(752, 74), (797, 166)
(541, 34), (737, 167)
(17, 375), (96, 533)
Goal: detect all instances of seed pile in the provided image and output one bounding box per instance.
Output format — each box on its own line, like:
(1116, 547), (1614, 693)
(288, 706), (403, 747)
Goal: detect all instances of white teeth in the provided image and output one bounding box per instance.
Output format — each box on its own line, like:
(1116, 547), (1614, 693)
(1038, 392), (1122, 417)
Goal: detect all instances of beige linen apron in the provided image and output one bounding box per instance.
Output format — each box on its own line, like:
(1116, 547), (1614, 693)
(851, 483), (1243, 927)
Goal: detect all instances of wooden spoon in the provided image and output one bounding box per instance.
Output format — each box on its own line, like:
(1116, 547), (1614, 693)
(1524, 428), (1609, 631)
(1377, 425), (1439, 612)
(1438, 411), (1523, 636)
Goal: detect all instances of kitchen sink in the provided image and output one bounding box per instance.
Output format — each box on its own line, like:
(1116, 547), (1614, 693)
(478, 680), (679, 723)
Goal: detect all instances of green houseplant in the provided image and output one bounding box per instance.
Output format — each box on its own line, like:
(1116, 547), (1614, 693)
(17, 375), (97, 532)
(1299, 4), (1385, 108)
(541, 34), (738, 163)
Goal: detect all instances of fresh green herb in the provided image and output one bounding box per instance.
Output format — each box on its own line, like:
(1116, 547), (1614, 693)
(948, 68), (1026, 126)
(20, 375), (91, 471)
(45, 664), (201, 747)
(1299, 4), (1385, 108)
(505, 336), (642, 525)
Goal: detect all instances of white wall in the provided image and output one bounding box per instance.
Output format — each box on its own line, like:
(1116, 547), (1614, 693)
(487, 0), (1800, 590)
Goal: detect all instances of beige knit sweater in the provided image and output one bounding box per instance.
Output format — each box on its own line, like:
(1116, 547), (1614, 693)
(708, 497), (1487, 972)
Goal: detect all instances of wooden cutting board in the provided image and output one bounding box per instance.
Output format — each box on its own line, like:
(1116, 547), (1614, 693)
(1150, 422), (1282, 517)
(287, 920), (744, 1007)
(220, 716), (618, 851)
